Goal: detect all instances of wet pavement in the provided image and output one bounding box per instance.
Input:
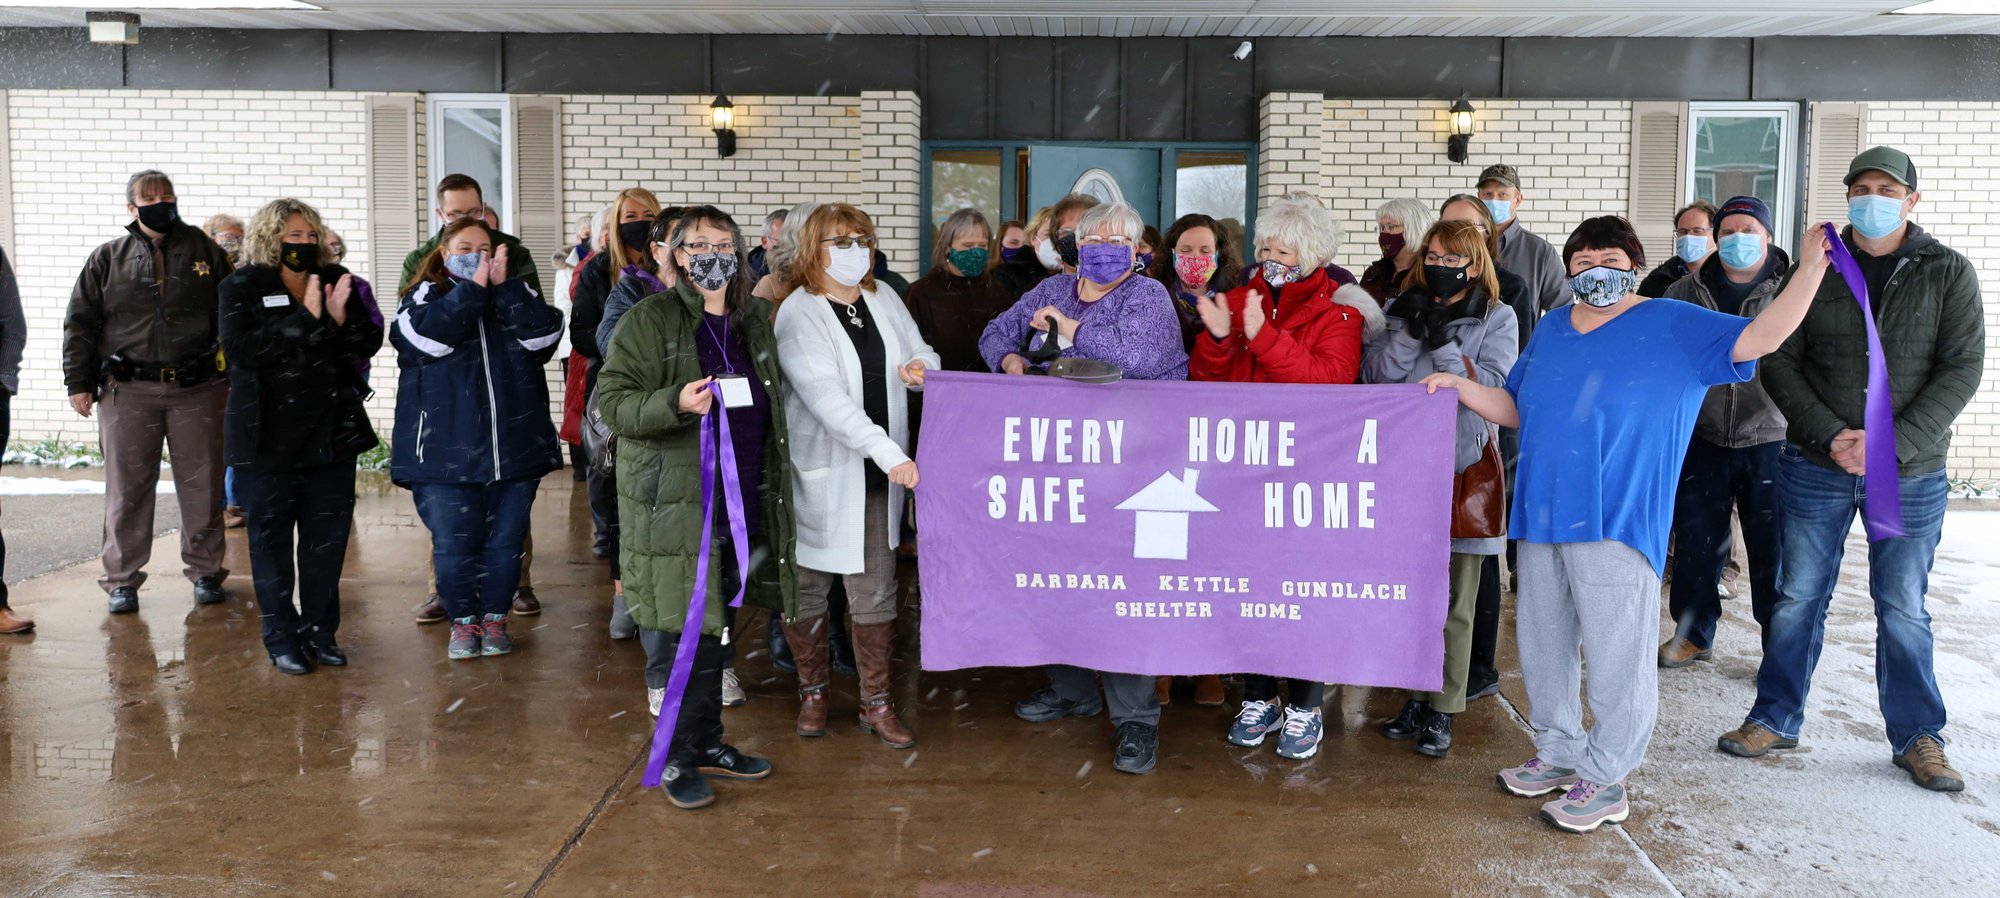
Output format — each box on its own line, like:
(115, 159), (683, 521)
(0, 472), (1993, 896)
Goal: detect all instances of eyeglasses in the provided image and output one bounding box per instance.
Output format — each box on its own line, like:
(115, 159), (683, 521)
(1077, 235), (1134, 246)
(821, 234), (876, 249)
(682, 241), (737, 254)
(442, 206), (487, 223)
(1672, 227), (1713, 237)
(1423, 252), (1470, 267)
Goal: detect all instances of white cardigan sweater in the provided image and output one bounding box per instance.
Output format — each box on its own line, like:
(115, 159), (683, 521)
(773, 282), (941, 575)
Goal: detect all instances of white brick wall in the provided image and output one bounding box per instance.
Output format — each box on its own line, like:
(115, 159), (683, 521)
(4, 89), (381, 443)
(1322, 99), (1632, 274)
(1258, 92), (1323, 204)
(1863, 101), (2000, 485)
(860, 91), (922, 275)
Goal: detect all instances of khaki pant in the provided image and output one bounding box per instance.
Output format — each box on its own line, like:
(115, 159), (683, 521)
(797, 489), (897, 626)
(97, 379), (229, 593)
(1424, 552), (1485, 713)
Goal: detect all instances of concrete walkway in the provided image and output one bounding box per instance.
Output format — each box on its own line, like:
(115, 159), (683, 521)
(0, 473), (1992, 896)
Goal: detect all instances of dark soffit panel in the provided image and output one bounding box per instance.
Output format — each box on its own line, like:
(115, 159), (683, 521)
(711, 34), (920, 96)
(1124, 38), (1188, 141)
(0, 28), (122, 88)
(1186, 37), (1256, 141)
(1753, 35), (2000, 100)
(923, 37), (990, 139)
(502, 34), (705, 93)
(1258, 37), (1502, 99)
(126, 28), (330, 90)
(994, 37), (1057, 140)
(332, 31), (500, 92)
(1059, 37), (1121, 141)
(1502, 37), (1751, 100)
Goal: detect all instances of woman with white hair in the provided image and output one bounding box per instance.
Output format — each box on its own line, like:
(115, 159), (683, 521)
(1189, 193), (1384, 760)
(753, 200), (821, 310)
(980, 199), (1188, 777)
(1361, 197), (1437, 303)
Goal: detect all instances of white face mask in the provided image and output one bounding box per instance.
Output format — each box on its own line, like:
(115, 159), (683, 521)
(1034, 238), (1063, 271)
(825, 244), (872, 287)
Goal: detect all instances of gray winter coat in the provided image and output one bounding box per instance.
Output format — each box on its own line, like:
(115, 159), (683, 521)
(1661, 249), (1791, 449)
(1497, 222), (1568, 348)
(1361, 285), (1519, 555)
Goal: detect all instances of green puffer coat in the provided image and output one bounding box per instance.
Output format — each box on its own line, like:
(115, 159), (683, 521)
(595, 280), (798, 635)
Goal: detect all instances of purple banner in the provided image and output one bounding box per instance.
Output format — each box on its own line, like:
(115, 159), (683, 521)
(915, 372), (1457, 691)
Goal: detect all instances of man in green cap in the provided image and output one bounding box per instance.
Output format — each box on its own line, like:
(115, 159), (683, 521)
(1718, 145), (1985, 794)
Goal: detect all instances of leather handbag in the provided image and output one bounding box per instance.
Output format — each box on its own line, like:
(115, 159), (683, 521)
(1450, 360), (1506, 540)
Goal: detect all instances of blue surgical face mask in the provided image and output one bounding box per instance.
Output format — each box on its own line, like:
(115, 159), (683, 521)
(1483, 198), (1514, 225)
(1848, 194), (1907, 240)
(444, 251), (483, 281)
(1675, 235), (1711, 264)
(1569, 265), (1637, 308)
(1716, 233), (1765, 271)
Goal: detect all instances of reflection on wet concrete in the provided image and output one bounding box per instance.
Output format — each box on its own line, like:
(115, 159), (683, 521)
(0, 472), (1677, 896)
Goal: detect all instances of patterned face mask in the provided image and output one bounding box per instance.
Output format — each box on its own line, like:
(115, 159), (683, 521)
(1261, 259), (1304, 288)
(444, 251), (483, 281)
(1174, 252), (1218, 288)
(686, 251), (738, 291)
(1569, 265), (1637, 308)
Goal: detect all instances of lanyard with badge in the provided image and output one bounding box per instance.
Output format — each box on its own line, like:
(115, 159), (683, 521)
(703, 316), (754, 409)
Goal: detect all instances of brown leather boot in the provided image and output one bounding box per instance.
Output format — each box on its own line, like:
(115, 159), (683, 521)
(852, 621), (916, 749)
(1193, 675), (1226, 706)
(0, 606), (33, 634)
(1895, 735), (1966, 792)
(781, 616), (831, 737)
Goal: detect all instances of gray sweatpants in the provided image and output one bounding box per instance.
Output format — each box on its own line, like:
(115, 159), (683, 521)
(1515, 540), (1661, 786)
(1048, 665), (1160, 728)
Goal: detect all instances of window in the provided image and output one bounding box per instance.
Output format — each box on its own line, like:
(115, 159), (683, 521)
(1174, 150), (1250, 252)
(1685, 103), (1798, 248)
(929, 148), (1003, 229)
(428, 95), (512, 231)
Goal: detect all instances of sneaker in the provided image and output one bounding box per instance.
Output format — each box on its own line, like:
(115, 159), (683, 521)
(480, 614), (512, 656)
(1894, 735), (1966, 792)
(1466, 678), (1500, 701)
(1717, 720), (1798, 758)
(1658, 637), (1711, 669)
(1275, 706), (1324, 760)
(193, 576), (227, 606)
(649, 687), (665, 718)
(1226, 699), (1283, 748)
(1539, 780), (1630, 833)
(1112, 721), (1159, 775)
(1013, 686), (1104, 723)
(413, 594), (445, 624)
(1415, 711), (1454, 759)
(1381, 698), (1431, 740)
(1498, 757), (1581, 797)
(447, 616), (483, 660)
(661, 765), (716, 810)
(696, 744), (773, 780)
(721, 668), (747, 707)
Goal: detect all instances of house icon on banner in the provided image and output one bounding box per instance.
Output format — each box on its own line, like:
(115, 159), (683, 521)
(1115, 468), (1219, 561)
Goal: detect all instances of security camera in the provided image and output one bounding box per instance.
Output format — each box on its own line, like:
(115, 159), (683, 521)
(1233, 41), (1253, 61)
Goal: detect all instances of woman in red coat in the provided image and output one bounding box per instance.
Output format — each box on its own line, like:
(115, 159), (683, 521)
(1190, 194), (1383, 761)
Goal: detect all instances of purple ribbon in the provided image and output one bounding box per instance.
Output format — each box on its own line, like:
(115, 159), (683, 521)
(1820, 222), (1905, 541)
(642, 380), (752, 789)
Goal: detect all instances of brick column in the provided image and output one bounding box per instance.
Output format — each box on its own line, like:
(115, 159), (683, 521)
(1258, 92), (1325, 204)
(860, 90), (922, 278)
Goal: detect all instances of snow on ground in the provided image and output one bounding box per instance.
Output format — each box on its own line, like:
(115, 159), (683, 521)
(1629, 509), (2000, 897)
(0, 476), (172, 496)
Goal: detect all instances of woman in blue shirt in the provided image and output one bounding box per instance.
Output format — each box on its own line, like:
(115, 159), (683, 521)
(1421, 215), (1829, 834)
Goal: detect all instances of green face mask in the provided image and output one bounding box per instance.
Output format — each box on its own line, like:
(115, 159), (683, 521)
(948, 247), (989, 275)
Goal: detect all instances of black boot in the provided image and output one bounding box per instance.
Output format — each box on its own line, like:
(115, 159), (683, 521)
(1381, 699), (1429, 740)
(1416, 711), (1454, 758)
(767, 613), (795, 673)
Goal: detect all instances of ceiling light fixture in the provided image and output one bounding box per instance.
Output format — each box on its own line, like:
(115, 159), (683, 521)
(87, 10), (138, 44)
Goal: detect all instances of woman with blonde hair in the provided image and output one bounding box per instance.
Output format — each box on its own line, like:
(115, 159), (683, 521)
(216, 198), (382, 674)
(773, 203), (939, 750)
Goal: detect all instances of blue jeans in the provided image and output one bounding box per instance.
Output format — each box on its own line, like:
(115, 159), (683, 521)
(225, 465), (238, 508)
(1746, 445), (1950, 754)
(411, 478), (540, 620)
(1668, 438), (1782, 650)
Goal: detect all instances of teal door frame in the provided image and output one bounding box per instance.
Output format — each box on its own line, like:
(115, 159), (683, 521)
(919, 140), (1258, 271)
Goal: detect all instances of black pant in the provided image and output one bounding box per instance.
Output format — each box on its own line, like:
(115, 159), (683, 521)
(1243, 675), (1324, 708)
(235, 461), (357, 654)
(0, 392), (9, 609)
(588, 466), (620, 579)
(641, 630), (729, 764)
(1468, 425), (1519, 690)
(1669, 438), (1782, 650)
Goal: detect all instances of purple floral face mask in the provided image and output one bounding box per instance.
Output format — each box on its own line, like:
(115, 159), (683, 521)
(1077, 243), (1132, 285)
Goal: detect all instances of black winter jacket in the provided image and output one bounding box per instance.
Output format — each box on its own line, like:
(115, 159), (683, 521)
(217, 264), (382, 469)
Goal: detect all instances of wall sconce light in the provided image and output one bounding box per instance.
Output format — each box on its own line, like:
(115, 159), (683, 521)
(711, 96), (737, 159)
(1447, 97), (1477, 164)
(88, 11), (141, 44)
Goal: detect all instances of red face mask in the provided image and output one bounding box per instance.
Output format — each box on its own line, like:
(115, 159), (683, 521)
(1173, 252), (1218, 288)
(1378, 232), (1405, 259)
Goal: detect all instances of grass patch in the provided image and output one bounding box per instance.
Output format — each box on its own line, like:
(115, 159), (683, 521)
(3, 439), (104, 467)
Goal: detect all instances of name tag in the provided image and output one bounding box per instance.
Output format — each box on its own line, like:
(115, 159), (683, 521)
(262, 294), (290, 309)
(715, 374), (754, 409)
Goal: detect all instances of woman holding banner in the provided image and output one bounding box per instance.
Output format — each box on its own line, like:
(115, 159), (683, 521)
(1421, 214), (1829, 833)
(981, 199), (1189, 776)
(597, 206), (795, 810)
(1189, 194), (1383, 761)
(773, 203), (938, 751)
(1361, 220), (1517, 760)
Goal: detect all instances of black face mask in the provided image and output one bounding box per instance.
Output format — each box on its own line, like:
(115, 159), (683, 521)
(135, 201), (180, 234)
(1055, 232), (1080, 269)
(619, 220), (655, 253)
(1424, 263), (1471, 297)
(280, 242), (320, 273)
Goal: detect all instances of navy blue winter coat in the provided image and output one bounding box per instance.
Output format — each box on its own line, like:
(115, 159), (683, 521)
(389, 274), (565, 485)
